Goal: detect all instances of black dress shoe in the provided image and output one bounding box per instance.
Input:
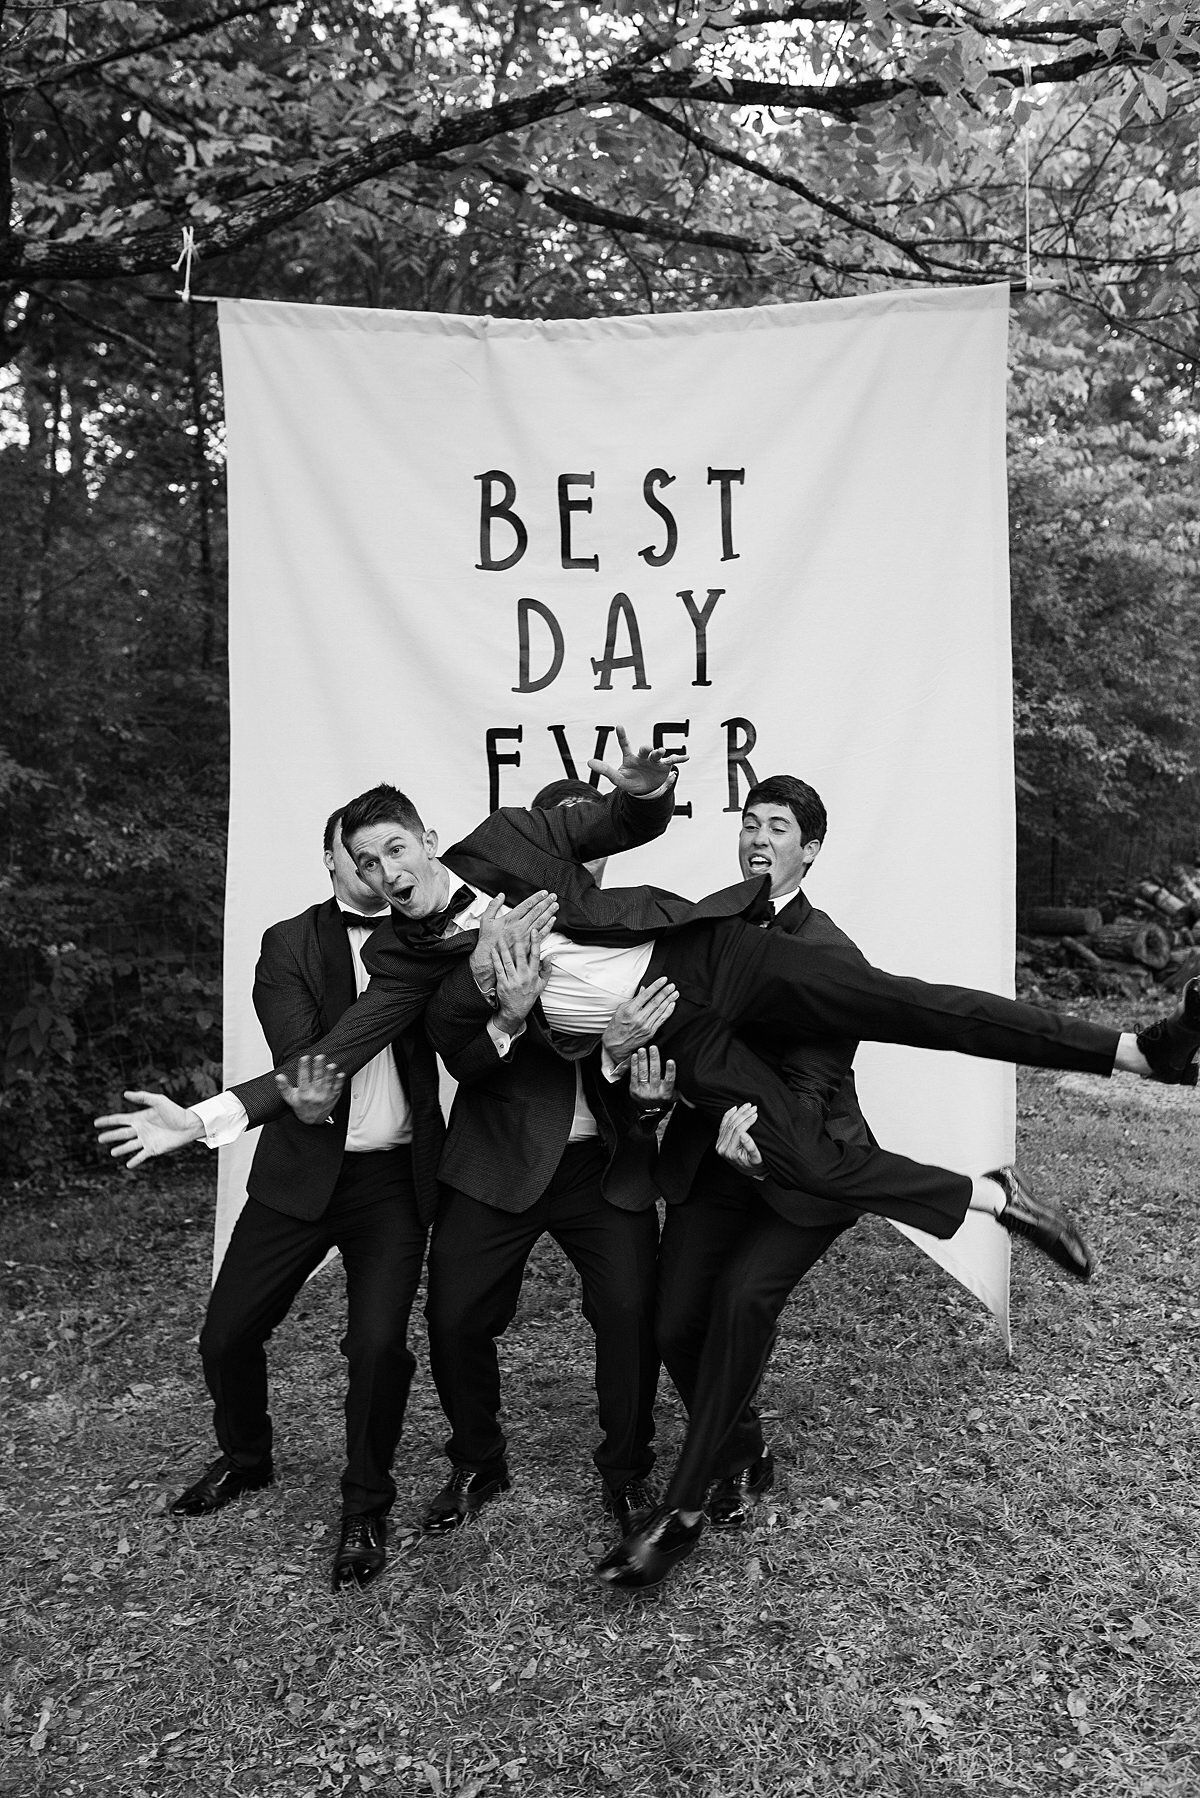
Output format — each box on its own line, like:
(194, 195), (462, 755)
(595, 1505), (705, 1590)
(603, 1478), (657, 1535)
(420, 1466), (510, 1536)
(169, 1453), (275, 1517)
(331, 1511), (387, 1591)
(987, 1166), (1094, 1281)
(707, 1452), (775, 1532)
(1136, 978), (1200, 1084)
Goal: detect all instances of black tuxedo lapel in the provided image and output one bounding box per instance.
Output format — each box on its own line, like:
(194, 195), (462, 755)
(316, 898), (358, 1031)
(772, 891), (812, 935)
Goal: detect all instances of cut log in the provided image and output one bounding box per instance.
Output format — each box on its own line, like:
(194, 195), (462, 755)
(1090, 922), (1172, 970)
(1170, 866), (1200, 910)
(1062, 936), (1103, 971)
(1137, 880), (1189, 920)
(1024, 906), (1103, 937)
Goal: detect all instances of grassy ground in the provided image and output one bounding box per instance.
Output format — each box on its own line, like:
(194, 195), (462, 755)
(2, 1064), (1198, 1798)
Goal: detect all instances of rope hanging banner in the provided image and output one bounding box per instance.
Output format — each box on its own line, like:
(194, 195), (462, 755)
(172, 225), (198, 302)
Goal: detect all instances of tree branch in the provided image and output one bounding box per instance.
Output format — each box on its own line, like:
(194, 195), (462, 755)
(0, 0), (286, 99)
(629, 96), (940, 275)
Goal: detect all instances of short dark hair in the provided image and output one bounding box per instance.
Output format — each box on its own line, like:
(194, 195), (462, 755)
(340, 784), (426, 849)
(532, 777), (605, 809)
(743, 775), (827, 843)
(323, 807), (343, 856)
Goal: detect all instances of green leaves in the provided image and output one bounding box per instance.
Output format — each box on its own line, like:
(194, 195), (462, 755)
(2, 0), (1200, 356)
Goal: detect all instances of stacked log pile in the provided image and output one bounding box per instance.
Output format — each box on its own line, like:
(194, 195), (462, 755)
(1018, 860), (1200, 998)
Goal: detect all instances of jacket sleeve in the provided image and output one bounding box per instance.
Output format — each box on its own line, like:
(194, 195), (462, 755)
(251, 925), (325, 1067)
(513, 777), (676, 866)
(422, 959), (510, 1086)
(232, 968), (438, 1128)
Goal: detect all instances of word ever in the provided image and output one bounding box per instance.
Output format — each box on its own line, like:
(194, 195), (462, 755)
(485, 718), (761, 815)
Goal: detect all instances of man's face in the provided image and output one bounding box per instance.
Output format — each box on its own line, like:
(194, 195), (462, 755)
(738, 802), (821, 897)
(346, 820), (447, 920)
(324, 823), (386, 913)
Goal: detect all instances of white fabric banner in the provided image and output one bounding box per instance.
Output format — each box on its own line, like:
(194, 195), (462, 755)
(216, 286), (1015, 1339)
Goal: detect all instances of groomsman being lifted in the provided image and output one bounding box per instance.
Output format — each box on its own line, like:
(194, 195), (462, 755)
(96, 730), (1200, 1286)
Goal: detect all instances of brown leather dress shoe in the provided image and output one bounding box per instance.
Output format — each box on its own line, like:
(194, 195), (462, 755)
(707, 1452), (775, 1531)
(420, 1466), (511, 1536)
(169, 1453), (275, 1517)
(1136, 978), (1200, 1084)
(331, 1511), (387, 1591)
(987, 1166), (1094, 1280)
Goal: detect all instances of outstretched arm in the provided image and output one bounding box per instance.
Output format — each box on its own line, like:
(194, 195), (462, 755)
(231, 964), (439, 1128)
(94, 1056), (347, 1166)
(94, 1092), (204, 1168)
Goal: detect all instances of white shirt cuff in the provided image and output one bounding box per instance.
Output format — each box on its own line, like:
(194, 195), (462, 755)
(600, 1045), (624, 1082)
(487, 1016), (526, 1059)
(192, 1091), (249, 1149)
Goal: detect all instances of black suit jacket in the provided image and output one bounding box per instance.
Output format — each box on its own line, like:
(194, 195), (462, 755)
(245, 897), (444, 1227)
(231, 780), (741, 1129)
(655, 889), (871, 1228)
(423, 955), (659, 1214)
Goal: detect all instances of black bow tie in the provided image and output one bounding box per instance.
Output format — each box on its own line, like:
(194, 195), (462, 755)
(341, 911), (389, 931)
(745, 883), (775, 927)
(405, 884), (477, 943)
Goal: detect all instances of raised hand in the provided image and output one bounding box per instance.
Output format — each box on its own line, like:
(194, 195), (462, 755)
(275, 1053), (344, 1125)
(715, 1102), (765, 1178)
(588, 723), (688, 797)
(602, 976), (679, 1072)
(629, 1045), (677, 1110)
(94, 1091), (204, 1168)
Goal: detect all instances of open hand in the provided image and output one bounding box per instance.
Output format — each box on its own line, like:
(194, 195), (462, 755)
(470, 890), (559, 999)
(629, 1045), (676, 1109)
(94, 1091), (203, 1168)
(715, 1102), (765, 1178)
(588, 724), (687, 797)
(602, 976), (679, 1071)
(275, 1053), (344, 1124)
(494, 933), (551, 1032)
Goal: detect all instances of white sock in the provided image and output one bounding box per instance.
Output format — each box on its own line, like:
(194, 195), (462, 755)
(969, 1175), (1005, 1217)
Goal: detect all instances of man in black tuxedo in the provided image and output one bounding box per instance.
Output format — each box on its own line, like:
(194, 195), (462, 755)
(597, 775), (885, 1588)
(167, 809), (443, 1592)
(414, 779), (674, 1537)
(97, 732), (1198, 1259)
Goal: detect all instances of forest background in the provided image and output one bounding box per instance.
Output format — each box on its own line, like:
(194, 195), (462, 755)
(2, 0), (1200, 1178)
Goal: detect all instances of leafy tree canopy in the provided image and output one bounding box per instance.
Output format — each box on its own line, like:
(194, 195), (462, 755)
(2, 0), (1200, 359)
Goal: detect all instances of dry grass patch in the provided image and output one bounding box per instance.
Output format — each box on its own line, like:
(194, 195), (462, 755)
(2, 1065), (1198, 1797)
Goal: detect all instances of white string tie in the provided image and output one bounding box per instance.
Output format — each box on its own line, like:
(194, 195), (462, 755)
(173, 225), (198, 303)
